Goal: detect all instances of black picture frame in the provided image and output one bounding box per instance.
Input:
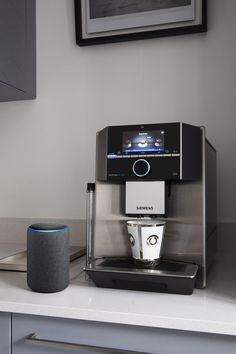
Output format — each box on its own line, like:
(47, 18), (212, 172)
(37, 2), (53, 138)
(75, 0), (207, 46)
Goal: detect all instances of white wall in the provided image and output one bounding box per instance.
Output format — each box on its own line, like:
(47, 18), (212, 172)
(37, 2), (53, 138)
(0, 0), (235, 222)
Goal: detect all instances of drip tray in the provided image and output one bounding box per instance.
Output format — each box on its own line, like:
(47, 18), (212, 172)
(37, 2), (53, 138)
(85, 258), (199, 295)
(0, 246), (86, 272)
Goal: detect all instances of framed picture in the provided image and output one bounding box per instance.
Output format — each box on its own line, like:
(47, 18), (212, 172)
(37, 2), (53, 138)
(74, 0), (207, 46)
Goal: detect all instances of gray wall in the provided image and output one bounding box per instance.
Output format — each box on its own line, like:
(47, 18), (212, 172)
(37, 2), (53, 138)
(0, 0), (235, 223)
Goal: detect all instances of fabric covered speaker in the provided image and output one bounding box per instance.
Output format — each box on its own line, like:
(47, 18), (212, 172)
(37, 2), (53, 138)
(27, 223), (70, 293)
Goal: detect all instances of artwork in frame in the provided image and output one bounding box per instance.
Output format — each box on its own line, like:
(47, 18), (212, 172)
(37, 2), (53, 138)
(74, 0), (207, 46)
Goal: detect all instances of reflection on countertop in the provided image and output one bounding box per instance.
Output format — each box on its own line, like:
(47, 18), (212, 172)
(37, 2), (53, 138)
(0, 248), (236, 336)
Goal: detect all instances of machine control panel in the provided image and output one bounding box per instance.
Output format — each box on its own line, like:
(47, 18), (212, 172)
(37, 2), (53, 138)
(96, 123), (202, 181)
(107, 124), (180, 158)
(132, 159), (151, 177)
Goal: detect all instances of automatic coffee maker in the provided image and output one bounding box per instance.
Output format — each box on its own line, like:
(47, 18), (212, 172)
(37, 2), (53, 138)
(85, 123), (216, 295)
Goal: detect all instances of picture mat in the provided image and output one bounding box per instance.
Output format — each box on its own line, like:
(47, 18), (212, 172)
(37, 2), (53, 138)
(81, 0), (202, 39)
(89, 0), (192, 19)
(86, 0), (195, 34)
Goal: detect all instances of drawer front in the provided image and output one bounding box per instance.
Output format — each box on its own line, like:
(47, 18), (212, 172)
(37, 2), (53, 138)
(12, 314), (152, 354)
(12, 313), (236, 354)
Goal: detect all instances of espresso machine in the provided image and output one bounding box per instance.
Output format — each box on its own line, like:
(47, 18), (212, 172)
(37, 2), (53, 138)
(85, 122), (217, 295)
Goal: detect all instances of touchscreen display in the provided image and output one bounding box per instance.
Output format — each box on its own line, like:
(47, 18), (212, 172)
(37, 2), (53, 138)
(122, 130), (164, 153)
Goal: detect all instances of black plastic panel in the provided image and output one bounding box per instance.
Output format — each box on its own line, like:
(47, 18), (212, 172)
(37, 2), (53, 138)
(96, 123), (203, 182)
(106, 123), (180, 181)
(86, 259), (198, 295)
(107, 156), (180, 181)
(107, 123), (180, 156)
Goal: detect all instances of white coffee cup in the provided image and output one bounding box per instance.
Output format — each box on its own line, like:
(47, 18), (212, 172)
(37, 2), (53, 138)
(127, 220), (166, 264)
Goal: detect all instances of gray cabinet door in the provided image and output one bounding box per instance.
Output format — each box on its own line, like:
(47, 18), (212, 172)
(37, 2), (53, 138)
(0, 0), (36, 101)
(0, 312), (11, 354)
(11, 313), (236, 354)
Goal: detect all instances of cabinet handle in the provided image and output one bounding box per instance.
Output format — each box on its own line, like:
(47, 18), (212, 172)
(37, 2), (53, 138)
(25, 333), (147, 354)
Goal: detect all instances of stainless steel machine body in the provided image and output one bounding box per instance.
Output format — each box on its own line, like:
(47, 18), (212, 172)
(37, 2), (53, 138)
(86, 123), (216, 293)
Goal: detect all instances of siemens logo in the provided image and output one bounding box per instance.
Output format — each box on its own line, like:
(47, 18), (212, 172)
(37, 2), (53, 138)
(136, 206), (154, 210)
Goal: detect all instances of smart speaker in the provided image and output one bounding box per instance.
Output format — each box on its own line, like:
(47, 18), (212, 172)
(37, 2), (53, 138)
(27, 223), (70, 293)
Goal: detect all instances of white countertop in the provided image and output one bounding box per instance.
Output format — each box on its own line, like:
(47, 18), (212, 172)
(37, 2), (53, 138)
(0, 244), (236, 337)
